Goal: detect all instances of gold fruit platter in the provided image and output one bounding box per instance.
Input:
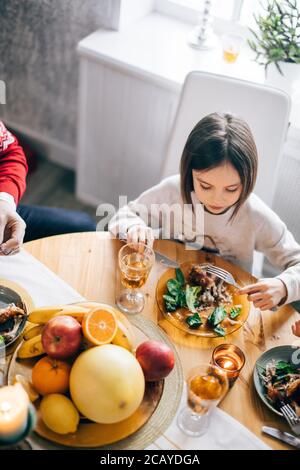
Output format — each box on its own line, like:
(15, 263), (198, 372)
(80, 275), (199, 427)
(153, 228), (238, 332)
(7, 308), (183, 450)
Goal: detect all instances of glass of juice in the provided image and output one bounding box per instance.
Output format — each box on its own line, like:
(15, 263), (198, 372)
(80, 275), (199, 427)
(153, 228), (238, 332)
(177, 364), (228, 437)
(222, 34), (244, 63)
(116, 242), (155, 315)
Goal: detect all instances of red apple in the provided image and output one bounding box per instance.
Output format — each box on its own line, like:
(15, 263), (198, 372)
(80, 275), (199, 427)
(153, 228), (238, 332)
(136, 340), (175, 382)
(42, 315), (82, 359)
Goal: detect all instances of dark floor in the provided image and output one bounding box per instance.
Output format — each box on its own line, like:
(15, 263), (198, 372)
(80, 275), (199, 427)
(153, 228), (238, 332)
(21, 158), (96, 221)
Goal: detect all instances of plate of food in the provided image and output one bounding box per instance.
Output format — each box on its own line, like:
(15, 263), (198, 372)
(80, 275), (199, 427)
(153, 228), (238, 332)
(156, 262), (250, 337)
(0, 279), (34, 349)
(253, 345), (300, 417)
(7, 302), (183, 450)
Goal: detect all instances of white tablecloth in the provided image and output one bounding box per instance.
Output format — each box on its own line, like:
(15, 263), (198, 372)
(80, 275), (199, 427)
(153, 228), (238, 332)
(0, 250), (270, 450)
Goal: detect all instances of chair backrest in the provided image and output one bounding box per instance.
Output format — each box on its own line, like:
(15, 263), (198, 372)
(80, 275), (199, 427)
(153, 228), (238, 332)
(161, 71), (291, 207)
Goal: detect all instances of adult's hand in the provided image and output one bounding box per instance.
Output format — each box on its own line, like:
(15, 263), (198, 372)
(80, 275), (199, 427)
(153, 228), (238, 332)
(0, 200), (26, 255)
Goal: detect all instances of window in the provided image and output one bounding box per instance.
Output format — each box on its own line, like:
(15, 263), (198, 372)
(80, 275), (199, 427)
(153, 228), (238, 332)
(155, 0), (244, 23)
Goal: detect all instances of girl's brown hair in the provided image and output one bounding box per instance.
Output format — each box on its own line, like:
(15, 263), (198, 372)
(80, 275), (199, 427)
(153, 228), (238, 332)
(180, 112), (258, 220)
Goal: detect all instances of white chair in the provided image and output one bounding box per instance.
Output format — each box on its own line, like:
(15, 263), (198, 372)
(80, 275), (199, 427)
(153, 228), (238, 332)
(161, 71), (291, 208)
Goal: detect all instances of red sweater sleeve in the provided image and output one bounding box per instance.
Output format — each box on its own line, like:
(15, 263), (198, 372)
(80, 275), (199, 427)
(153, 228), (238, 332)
(0, 121), (28, 205)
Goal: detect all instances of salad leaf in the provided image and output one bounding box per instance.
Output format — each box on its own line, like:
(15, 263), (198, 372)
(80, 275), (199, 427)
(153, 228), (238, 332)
(229, 306), (242, 319)
(0, 335), (5, 347)
(186, 312), (203, 329)
(185, 285), (201, 313)
(166, 279), (182, 299)
(208, 306), (227, 327)
(163, 294), (177, 305)
(275, 361), (298, 375)
(214, 325), (226, 337)
(175, 268), (185, 286)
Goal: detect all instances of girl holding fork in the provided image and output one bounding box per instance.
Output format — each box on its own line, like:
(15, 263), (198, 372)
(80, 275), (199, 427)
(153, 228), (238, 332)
(109, 112), (300, 311)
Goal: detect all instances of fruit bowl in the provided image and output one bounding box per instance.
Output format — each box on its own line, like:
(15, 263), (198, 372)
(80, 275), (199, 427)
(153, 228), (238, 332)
(7, 305), (183, 450)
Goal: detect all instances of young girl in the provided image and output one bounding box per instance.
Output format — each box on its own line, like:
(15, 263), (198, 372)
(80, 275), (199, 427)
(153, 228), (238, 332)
(109, 112), (300, 311)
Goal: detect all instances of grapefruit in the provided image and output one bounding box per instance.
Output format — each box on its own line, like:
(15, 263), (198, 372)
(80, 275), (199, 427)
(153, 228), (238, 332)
(69, 344), (145, 423)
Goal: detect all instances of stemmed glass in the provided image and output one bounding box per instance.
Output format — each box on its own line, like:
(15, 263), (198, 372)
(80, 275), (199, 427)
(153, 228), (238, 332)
(177, 364), (228, 437)
(116, 242), (155, 315)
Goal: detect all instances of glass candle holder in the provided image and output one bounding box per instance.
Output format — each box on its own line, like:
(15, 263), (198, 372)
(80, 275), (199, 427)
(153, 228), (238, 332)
(0, 404), (36, 449)
(212, 343), (245, 387)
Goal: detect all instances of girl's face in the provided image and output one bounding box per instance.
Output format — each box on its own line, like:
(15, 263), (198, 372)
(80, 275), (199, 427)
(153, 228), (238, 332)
(192, 163), (242, 214)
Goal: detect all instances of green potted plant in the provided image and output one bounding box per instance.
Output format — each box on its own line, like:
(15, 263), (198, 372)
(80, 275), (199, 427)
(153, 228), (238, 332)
(248, 0), (300, 93)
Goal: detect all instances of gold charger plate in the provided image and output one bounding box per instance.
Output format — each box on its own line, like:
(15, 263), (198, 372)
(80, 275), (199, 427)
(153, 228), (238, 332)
(7, 309), (183, 450)
(156, 262), (250, 338)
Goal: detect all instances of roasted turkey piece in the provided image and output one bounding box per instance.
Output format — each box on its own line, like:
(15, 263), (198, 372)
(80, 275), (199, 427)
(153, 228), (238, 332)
(0, 303), (25, 324)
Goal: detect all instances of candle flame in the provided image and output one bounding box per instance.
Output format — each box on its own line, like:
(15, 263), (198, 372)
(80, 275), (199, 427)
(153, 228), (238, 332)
(0, 401), (12, 414)
(223, 360), (234, 369)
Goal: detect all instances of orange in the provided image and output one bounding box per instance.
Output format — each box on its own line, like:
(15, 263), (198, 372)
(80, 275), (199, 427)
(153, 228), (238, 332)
(32, 356), (71, 396)
(82, 308), (117, 346)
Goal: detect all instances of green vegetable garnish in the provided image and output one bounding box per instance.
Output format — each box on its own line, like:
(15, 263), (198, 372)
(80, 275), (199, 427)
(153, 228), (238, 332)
(186, 312), (203, 329)
(208, 306), (227, 327)
(175, 268), (185, 286)
(229, 306), (242, 319)
(0, 335), (5, 346)
(166, 278), (182, 298)
(275, 360), (298, 375)
(214, 325), (226, 337)
(185, 285), (201, 313)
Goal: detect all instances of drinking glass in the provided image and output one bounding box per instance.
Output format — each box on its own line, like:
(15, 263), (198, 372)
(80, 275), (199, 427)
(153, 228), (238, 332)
(177, 364), (228, 437)
(222, 34), (244, 63)
(116, 242), (155, 315)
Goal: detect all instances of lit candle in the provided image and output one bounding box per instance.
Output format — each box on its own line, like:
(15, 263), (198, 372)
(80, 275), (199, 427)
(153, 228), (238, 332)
(0, 384), (29, 443)
(212, 344), (245, 387)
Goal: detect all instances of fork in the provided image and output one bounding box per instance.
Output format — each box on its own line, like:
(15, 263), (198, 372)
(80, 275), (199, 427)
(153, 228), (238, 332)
(203, 264), (278, 312)
(280, 403), (300, 436)
(201, 264), (242, 290)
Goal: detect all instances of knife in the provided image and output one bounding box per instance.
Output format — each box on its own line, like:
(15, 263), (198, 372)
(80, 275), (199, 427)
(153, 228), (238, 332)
(262, 426), (300, 449)
(154, 250), (180, 269)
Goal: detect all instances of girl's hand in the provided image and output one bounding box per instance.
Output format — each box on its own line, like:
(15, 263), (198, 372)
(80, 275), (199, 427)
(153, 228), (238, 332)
(238, 278), (287, 311)
(127, 225), (154, 248)
(292, 320), (300, 337)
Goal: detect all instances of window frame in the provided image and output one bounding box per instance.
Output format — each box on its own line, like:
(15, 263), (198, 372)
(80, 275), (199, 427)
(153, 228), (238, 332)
(154, 0), (245, 25)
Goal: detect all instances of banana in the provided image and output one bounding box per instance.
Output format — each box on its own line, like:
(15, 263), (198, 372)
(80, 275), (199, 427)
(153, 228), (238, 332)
(28, 305), (89, 324)
(17, 335), (44, 359)
(23, 324), (44, 341)
(111, 320), (135, 352)
(12, 374), (39, 402)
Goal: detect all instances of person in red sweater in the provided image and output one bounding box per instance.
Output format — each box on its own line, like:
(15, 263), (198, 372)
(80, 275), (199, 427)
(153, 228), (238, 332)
(0, 121), (95, 255)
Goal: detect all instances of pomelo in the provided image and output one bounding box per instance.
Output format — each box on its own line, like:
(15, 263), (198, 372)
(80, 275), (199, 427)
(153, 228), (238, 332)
(69, 344), (145, 423)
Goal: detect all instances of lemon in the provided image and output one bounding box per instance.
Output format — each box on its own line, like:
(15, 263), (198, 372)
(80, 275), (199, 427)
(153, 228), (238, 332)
(40, 394), (80, 434)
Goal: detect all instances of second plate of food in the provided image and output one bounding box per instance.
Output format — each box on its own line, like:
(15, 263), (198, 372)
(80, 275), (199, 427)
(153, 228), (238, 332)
(156, 262), (250, 338)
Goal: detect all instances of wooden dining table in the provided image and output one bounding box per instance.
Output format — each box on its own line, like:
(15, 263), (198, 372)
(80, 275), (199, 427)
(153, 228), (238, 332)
(24, 231), (300, 450)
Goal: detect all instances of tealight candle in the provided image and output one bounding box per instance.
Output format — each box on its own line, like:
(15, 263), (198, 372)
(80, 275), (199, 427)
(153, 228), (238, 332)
(212, 344), (245, 387)
(0, 383), (29, 443)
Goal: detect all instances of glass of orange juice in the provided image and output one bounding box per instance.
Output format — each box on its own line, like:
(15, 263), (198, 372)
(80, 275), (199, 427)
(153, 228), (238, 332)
(177, 364), (228, 437)
(222, 34), (244, 63)
(116, 242), (155, 315)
